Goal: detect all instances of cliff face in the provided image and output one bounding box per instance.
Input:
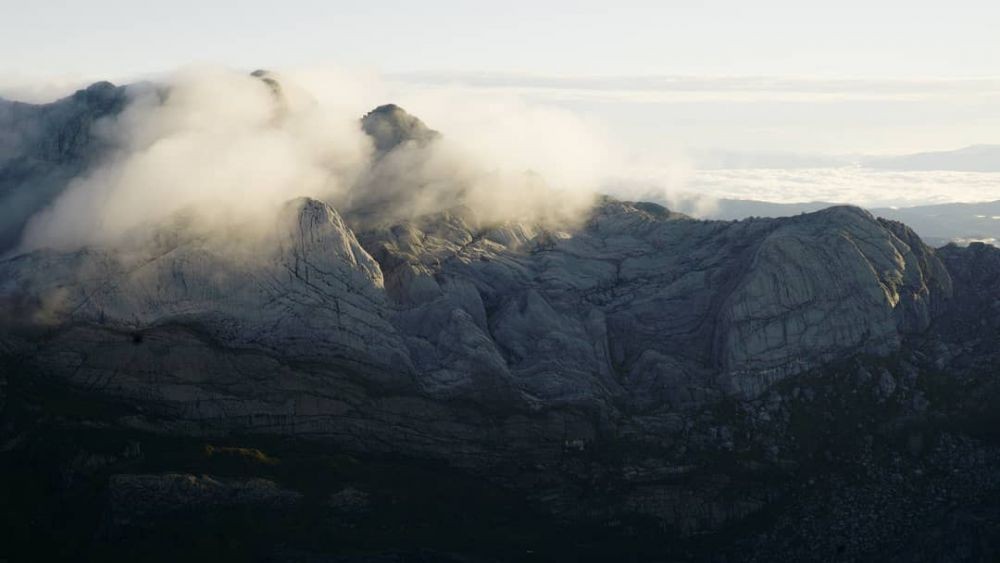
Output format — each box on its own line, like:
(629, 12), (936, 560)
(714, 207), (952, 394)
(0, 87), (955, 422)
(0, 191), (953, 422)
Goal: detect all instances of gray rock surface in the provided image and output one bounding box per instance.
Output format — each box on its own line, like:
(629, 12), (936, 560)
(357, 200), (952, 402)
(0, 193), (953, 427)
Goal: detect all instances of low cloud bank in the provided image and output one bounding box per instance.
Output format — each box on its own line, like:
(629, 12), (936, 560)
(685, 167), (1000, 210)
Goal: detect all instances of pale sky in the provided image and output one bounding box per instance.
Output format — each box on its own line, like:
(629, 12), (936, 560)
(3, 1), (999, 77)
(2, 0), (1000, 158)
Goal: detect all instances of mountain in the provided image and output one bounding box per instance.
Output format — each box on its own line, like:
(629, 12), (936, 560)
(361, 103), (440, 155)
(2, 80), (1000, 561)
(864, 144), (1000, 172)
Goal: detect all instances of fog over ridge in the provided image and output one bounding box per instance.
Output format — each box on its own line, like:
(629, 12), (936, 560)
(15, 65), (690, 254)
(7, 65), (997, 257)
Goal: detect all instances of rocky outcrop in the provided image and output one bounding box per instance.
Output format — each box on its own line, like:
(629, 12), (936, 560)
(0, 194), (957, 526)
(715, 207), (953, 394)
(1, 198), (409, 384)
(354, 200), (952, 402)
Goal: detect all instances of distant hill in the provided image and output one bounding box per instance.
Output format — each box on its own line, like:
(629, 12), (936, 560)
(864, 144), (1000, 172)
(872, 201), (1000, 247)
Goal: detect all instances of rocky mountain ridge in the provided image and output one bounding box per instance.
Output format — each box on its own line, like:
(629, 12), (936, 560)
(1, 78), (998, 561)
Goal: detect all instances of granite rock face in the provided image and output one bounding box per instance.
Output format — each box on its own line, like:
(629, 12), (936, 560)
(1, 197), (408, 384)
(356, 199), (953, 403)
(0, 196), (953, 414)
(361, 103), (440, 156)
(714, 207), (952, 394)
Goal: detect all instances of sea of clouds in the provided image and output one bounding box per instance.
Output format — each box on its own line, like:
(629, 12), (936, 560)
(686, 167), (1000, 209)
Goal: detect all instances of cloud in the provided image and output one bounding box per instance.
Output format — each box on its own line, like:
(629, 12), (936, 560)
(20, 66), (372, 251)
(385, 87), (642, 223)
(683, 167), (1000, 209)
(18, 65), (695, 253)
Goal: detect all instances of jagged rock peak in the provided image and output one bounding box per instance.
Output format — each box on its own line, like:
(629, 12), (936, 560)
(361, 104), (440, 155)
(70, 81), (125, 105)
(250, 69), (283, 97)
(81, 80), (117, 94)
